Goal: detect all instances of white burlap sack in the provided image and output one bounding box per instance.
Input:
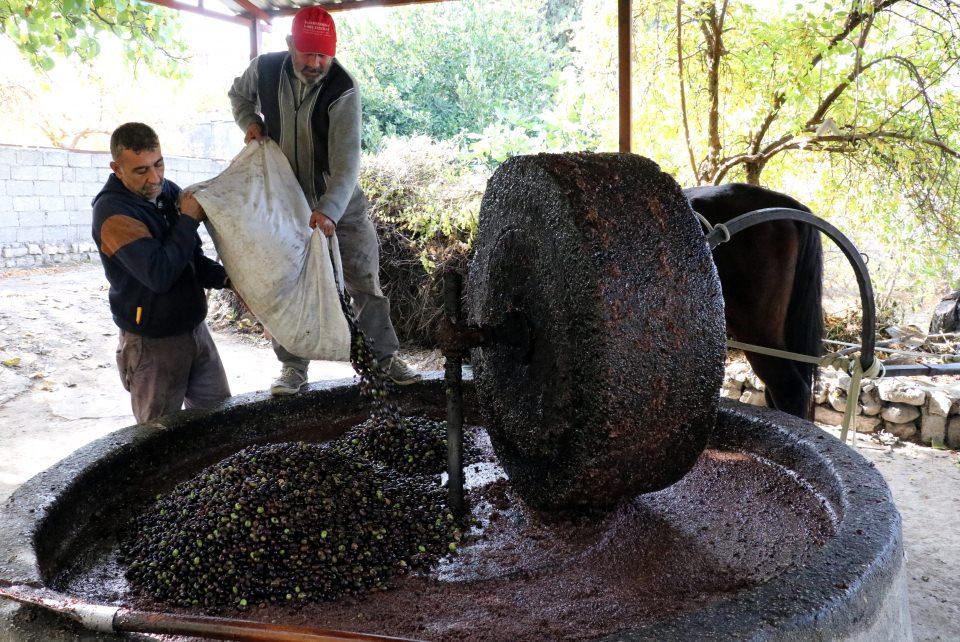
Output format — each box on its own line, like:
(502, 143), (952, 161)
(189, 140), (351, 361)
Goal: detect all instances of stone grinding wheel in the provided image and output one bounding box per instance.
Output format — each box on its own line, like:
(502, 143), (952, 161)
(467, 153), (726, 512)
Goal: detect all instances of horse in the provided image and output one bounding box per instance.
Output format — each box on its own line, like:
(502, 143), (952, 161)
(683, 183), (824, 419)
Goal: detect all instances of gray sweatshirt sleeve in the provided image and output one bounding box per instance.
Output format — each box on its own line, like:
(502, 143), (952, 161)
(314, 86), (362, 224)
(229, 57), (265, 133)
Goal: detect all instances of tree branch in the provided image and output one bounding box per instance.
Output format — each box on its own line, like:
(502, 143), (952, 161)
(876, 54), (960, 130)
(712, 151), (763, 184)
(892, 8), (951, 37)
(876, 55), (942, 139)
(704, 2), (726, 174)
(89, 6), (120, 34)
(137, 24), (190, 62)
(768, 130), (960, 160)
(714, 129), (959, 184)
(718, 0), (730, 33)
(759, 53), (942, 159)
(70, 128), (112, 150)
(748, 0), (903, 155)
(802, 15), (874, 131)
(905, 0), (952, 24)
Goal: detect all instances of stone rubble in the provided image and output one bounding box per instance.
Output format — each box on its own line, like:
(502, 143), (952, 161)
(724, 359), (960, 448)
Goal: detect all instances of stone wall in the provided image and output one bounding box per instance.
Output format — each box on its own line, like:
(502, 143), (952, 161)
(723, 360), (960, 448)
(0, 144), (227, 268)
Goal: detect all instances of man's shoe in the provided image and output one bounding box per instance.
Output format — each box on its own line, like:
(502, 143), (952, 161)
(379, 355), (422, 385)
(270, 366), (307, 395)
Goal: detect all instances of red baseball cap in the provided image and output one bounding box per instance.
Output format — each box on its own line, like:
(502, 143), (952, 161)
(291, 7), (337, 56)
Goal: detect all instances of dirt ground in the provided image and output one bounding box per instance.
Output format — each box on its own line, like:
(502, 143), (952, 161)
(0, 264), (958, 641)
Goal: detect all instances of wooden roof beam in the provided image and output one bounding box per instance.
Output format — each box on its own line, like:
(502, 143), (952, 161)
(141, 0), (253, 26)
(142, 0), (273, 33)
(231, 0), (273, 24)
(274, 0), (450, 16)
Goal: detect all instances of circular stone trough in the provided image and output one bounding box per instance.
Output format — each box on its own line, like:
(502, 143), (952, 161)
(0, 376), (910, 641)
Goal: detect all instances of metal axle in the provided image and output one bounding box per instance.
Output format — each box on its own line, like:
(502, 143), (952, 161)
(441, 271), (470, 518)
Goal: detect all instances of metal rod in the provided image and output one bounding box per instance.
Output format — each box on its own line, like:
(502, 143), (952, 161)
(442, 271), (466, 518)
(926, 331), (960, 340)
(824, 338), (947, 360)
(249, 16), (263, 60)
(826, 336), (960, 359)
(115, 610), (413, 641)
(882, 363), (960, 377)
(708, 207), (876, 373)
(0, 583), (411, 642)
(826, 337), (901, 358)
(618, 0), (632, 152)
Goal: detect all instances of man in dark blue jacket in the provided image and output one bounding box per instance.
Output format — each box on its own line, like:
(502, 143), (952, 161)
(92, 122), (232, 423)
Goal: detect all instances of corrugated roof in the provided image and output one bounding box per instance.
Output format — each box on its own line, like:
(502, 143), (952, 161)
(219, 0), (453, 18)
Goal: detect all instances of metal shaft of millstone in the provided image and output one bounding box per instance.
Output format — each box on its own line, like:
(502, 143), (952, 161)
(443, 271), (466, 518)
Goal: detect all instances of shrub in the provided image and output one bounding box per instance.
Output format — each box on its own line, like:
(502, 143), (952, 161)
(361, 136), (485, 346)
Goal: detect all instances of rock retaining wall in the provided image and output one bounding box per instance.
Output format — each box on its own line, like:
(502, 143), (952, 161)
(724, 360), (960, 447)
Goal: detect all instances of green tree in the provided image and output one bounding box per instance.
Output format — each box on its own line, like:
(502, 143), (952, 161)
(623, 1), (960, 206)
(665, 0), (960, 296)
(336, 0), (581, 149)
(568, 0), (960, 303)
(671, 1), (959, 190)
(0, 0), (187, 76)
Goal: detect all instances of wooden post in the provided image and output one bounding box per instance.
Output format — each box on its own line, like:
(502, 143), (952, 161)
(618, 0), (632, 153)
(248, 18), (262, 60)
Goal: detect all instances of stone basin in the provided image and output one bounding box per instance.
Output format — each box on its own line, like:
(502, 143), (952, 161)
(0, 374), (910, 641)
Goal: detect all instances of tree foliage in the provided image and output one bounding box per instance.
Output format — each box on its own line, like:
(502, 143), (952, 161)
(628, 1), (959, 201)
(0, 0), (188, 77)
(576, 0), (960, 296)
(336, 0), (595, 153)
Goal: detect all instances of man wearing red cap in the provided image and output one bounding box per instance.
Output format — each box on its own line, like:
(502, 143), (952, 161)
(229, 6), (421, 395)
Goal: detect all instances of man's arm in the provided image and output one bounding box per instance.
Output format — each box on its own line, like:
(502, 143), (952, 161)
(182, 191), (227, 289)
(97, 212), (202, 294)
(229, 56), (266, 138)
(313, 87), (362, 225)
(194, 243), (228, 290)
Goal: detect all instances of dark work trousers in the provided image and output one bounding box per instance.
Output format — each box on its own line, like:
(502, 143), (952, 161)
(115, 323), (231, 423)
(273, 196), (400, 372)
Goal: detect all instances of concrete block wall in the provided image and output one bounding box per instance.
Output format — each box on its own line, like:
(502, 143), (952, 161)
(0, 144), (227, 268)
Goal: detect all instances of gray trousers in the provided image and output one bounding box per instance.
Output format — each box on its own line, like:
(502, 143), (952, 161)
(116, 323), (231, 423)
(274, 194), (400, 372)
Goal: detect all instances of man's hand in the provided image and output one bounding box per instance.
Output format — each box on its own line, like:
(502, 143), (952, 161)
(245, 122), (267, 144)
(309, 210), (336, 237)
(229, 281), (251, 313)
(179, 191), (206, 222)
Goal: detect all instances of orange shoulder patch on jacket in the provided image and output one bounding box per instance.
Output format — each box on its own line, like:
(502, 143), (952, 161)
(100, 215), (151, 257)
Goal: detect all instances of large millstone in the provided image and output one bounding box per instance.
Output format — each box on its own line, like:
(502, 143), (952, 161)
(467, 153), (726, 511)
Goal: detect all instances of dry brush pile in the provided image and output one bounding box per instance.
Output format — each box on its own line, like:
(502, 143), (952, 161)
(362, 136), (484, 346)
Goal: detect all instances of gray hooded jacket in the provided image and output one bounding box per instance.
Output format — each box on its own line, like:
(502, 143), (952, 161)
(229, 53), (364, 223)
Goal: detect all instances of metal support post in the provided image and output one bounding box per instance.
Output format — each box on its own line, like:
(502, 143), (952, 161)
(442, 271), (466, 518)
